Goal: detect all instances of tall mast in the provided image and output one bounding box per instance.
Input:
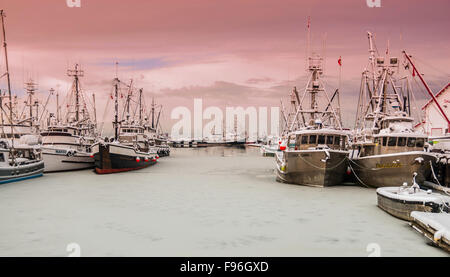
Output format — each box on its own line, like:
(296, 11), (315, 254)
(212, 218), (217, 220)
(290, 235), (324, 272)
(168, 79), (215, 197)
(151, 97), (155, 129)
(113, 77), (119, 141)
(24, 79), (37, 126)
(67, 64), (84, 124)
(1, 10), (15, 147)
(138, 88), (143, 124)
(56, 90), (60, 123)
(92, 93), (97, 130)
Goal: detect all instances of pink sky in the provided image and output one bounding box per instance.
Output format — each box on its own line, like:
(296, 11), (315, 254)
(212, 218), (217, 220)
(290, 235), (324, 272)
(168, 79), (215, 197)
(1, 0), (449, 132)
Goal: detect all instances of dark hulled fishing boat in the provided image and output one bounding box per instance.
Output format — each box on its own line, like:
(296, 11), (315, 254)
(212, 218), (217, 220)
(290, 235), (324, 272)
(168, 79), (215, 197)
(93, 75), (158, 174)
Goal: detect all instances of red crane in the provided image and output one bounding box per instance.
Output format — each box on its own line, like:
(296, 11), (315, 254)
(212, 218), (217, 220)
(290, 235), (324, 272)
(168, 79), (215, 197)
(402, 51), (450, 132)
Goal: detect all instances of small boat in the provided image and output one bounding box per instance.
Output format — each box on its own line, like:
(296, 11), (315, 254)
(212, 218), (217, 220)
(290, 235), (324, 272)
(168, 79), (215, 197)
(0, 139), (44, 184)
(93, 75), (158, 174)
(377, 174), (450, 221)
(410, 211), (450, 253)
(260, 137), (280, 157)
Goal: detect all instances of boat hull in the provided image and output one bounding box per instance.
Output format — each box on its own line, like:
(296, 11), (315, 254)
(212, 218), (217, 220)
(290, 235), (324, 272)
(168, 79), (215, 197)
(350, 152), (434, 188)
(377, 190), (449, 221)
(276, 150), (348, 187)
(94, 143), (157, 174)
(0, 160), (44, 184)
(42, 150), (94, 172)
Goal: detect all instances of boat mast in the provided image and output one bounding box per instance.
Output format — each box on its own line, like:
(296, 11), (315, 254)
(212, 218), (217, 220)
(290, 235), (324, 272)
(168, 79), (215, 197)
(92, 93), (97, 131)
(138, 88), (143, 124)
(151, 97), (155, 129)
(24, 79), (37, 127)
(1, 10), (15, 150)
(67, 64), (84, 125)
(113, 62), (120, 141)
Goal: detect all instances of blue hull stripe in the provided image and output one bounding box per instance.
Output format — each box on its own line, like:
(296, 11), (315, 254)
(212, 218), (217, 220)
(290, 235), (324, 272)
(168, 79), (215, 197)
(0, 173), (44, 184)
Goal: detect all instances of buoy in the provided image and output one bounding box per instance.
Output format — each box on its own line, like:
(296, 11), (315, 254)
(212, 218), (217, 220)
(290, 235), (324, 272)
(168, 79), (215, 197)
(346, 167), (351, 175)
(90, 154), (94, 158)
(136, 157), (141, 162)
(279, 145), (286, 151)
(156, 156), (159, 159)
(152, 158), (156, 162)
(144, 157), (149, 162)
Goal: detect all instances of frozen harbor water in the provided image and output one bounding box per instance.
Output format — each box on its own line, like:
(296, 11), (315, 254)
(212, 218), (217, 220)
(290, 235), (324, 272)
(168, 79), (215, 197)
(0, 147), (447, 257)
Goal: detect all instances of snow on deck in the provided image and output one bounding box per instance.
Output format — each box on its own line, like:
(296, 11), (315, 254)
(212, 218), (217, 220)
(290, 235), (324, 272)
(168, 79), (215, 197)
(376, 187), (450, 204)
(411, 212), (450, 241)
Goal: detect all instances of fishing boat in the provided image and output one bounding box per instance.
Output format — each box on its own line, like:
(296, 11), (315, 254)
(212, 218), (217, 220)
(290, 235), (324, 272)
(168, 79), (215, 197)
(377, 173), (450, 221)
(0, 10), (44, 183)
(93, 75), (158, 174)
(275, 47), (349, 186)
(40, 64), (97, 172)
(349, 32), (435, 188)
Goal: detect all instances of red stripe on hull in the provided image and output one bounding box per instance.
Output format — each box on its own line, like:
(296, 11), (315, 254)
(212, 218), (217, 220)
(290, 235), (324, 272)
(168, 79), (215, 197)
(95, 166), (148, 174)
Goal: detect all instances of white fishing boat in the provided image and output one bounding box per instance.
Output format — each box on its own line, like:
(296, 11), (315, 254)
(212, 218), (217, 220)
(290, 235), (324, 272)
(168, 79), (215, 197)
(41, 64), (97, 172)
(40, 126), (94, 172)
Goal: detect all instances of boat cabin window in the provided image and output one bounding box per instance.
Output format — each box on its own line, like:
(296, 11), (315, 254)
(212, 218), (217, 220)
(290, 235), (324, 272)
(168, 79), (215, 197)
(0, 153), (4, 162)
(407, 137), (416, 147)
(397, 137), (406, 147)
(301, 136), (308, 144)
(326, 136), (334, 145)
(334, 136), (340, 146)
(318, 135), (325, 144)
(382, 137), (387, 146)
(416, 138), (424, 148)
(388, 137), (397, 147)
(309, 135), (317, 144)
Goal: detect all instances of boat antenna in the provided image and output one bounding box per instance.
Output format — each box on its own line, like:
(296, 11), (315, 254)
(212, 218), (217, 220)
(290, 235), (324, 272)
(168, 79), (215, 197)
(306, 16), (311, 71)
(1, 10), (15, 155)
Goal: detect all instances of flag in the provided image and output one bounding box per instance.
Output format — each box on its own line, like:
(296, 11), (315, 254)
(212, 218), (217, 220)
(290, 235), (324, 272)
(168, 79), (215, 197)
(412, 67), (416, 77)
(110, 94), (113, 99)
(338, 56), (342, 66)
(307, 16), (310, 28)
